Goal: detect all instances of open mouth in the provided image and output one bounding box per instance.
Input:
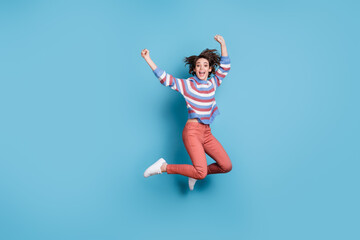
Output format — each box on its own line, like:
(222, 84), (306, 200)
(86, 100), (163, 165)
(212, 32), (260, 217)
(199, 71), (205, 77)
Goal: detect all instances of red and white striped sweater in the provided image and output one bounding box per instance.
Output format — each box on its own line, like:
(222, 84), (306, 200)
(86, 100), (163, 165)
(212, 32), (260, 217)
(153, 56), (231, 124)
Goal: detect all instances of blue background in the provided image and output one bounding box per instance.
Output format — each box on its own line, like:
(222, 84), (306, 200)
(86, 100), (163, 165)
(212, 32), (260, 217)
(0, 0), (359, 239)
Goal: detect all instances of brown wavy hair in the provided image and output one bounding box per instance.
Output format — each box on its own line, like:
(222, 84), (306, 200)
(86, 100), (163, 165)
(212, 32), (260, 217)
(184, 48), (221, 77)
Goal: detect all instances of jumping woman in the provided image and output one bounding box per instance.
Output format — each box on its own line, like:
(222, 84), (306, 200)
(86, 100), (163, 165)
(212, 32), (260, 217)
(141, 35), (232, 190)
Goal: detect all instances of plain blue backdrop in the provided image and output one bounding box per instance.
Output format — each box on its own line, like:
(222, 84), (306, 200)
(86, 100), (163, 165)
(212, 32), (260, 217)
(0, 0), (359, 239)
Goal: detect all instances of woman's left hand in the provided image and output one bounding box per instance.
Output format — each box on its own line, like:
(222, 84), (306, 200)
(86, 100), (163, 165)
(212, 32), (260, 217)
(214, 34), (225, 45)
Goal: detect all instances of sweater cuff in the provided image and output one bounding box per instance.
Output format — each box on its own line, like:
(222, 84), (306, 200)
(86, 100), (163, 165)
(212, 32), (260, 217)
(220, 56), (230, 64)
(153, 67), (165, 78)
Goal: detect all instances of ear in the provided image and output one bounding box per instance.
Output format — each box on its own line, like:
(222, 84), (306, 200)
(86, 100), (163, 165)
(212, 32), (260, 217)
(209, 67), (212, 72)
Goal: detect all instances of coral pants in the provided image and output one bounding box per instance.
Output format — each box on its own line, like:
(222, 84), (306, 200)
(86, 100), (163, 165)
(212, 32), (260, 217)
(166, 121), (232, 179)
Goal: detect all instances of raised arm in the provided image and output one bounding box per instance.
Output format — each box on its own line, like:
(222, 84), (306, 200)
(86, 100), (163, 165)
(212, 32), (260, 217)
(212, 35), (231, 88)
(141, 48), (185, 94)
(214, 35), (228, 57)
(141, 49), (157, 71)
(214, 34), (228, 57)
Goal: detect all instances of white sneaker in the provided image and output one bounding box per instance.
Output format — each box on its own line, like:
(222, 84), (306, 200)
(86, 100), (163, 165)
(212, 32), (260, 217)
(144, 158), (166, 178)
(188, 177), (197, 191)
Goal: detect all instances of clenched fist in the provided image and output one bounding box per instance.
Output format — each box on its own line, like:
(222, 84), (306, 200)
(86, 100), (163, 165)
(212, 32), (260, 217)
(214, 35), (225, 45)
(141, 49), (150, 59)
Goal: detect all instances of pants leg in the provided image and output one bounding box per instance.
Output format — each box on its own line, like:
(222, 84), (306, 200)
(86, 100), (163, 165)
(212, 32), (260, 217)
(204, 129), (232, 175)
(166, 124), (208, 179)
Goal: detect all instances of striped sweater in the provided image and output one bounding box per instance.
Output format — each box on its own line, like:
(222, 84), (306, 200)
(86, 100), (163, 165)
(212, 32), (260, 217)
(153, 56), (231, 125)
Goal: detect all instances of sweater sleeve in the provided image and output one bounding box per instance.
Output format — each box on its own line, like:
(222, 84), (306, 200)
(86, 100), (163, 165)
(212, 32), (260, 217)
(153, 67), (185, 95)
(211, 56), (231, 89)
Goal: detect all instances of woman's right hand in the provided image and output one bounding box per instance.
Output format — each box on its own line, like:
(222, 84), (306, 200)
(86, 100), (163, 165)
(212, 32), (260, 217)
(141, 49), (150, 59)
(141, 48), (157, 70)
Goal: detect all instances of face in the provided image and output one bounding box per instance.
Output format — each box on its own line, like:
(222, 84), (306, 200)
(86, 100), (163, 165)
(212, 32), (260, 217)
(194, 58), (212, 81)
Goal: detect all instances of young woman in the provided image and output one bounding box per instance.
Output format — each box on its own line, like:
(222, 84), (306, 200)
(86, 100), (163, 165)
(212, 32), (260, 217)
(141, 35), (232, 190)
